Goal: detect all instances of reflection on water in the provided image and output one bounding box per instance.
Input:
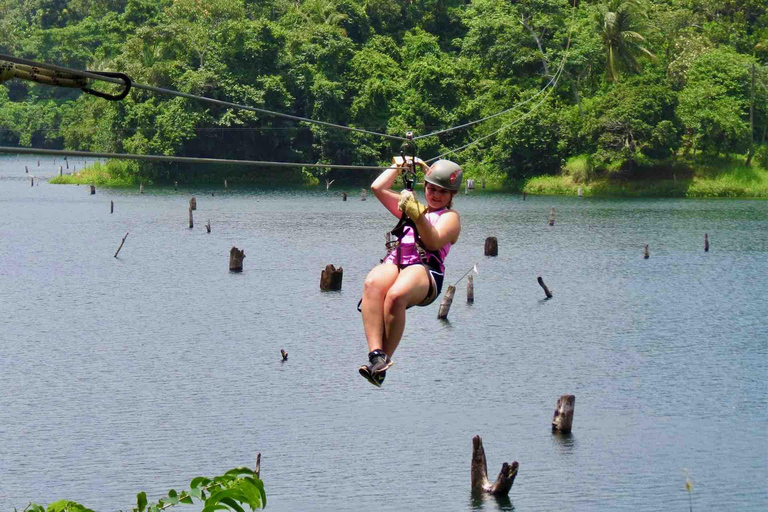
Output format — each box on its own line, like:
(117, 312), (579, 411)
(470, 492), (514, 511)
(0, 155), (766, 512)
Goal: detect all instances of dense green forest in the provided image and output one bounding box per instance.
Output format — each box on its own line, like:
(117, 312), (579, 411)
(0, 0), (766, 188)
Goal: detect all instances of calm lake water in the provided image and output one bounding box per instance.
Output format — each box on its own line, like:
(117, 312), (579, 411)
(1, 155), (766, 512)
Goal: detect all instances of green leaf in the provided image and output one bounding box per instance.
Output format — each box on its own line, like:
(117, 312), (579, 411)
(190, 487), (203, 500)
(190, 477), (211, 488)
(218, 497), (245, 512)
(168, 490), (177, 499)
(200, 505), (230, 512)
(136, 492), (147, 512)
(180, 496), (194, 505)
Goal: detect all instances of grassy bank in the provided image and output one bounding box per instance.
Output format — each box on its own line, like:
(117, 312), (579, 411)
(49, 160), (140, 187)
(523, 155), (768, 198)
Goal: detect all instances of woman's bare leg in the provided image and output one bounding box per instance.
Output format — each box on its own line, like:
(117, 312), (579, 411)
(382, 265), (431, 357)
(361, 263), (400, 353)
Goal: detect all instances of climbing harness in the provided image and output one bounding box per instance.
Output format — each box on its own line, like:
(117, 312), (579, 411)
(0, 59), (131, 101)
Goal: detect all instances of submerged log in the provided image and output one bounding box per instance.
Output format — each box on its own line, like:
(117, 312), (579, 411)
(229, 247), (245, 272)
(320, 264), (343, 291)
(551, 394), (575, 433)
(484, 237), (498, 257)
(537, 276), (553, 299)
(471, 436), (518, 496)
(437, 285), (456, 319)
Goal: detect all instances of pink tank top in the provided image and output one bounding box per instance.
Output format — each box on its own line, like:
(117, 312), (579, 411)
(383, 208), (453, 273)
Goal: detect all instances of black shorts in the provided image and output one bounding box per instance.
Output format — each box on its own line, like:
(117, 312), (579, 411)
(412, 263), (444, 307)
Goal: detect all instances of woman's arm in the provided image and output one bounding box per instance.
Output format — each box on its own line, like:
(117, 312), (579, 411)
(370, 164), (403, 218)
(413, 210), (461, 251)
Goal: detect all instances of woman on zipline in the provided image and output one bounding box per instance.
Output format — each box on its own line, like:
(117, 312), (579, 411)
(358, 157), (462, 387)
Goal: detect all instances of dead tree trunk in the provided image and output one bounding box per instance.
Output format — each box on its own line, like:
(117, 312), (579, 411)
(229, 247), (245, 272)
(551, 394), (575, 433)
(190, 197), (197, 211)
(320, 264), (343, 291)
(484, 237), (498, 256)
(537, 276), (553, 299)
(471, 436), (518, 496)
(437, 285), (456, 319)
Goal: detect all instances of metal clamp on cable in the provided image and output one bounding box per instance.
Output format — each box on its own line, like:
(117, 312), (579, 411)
(82, 71), (132, 101)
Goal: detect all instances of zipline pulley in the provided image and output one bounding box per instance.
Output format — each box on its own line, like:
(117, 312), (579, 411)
(400, 131), (417, 191)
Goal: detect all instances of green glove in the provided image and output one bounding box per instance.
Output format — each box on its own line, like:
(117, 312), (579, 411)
(398, 190), (428, 220)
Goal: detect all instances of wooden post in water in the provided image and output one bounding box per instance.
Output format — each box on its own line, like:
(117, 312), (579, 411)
(281, 349), (288, 361)
(229, 247), (245, 272)
(537, 276), (553, 299)
(25, 166), (28, 173)
(467, 274), (474, 303)
(320, 264), (343, 291)
(30, 176), (33, 187)
(471, 436), (518, 496)
(704, 233), (709, 252)
(37, 160), (39, 167)
(361, 188), (367, 201)
(224, 179), (228, 189)
(548, 207), (555, 226)
(484, 237), (498, 256)
(188, 206), (194, 229)
(114, 232), (129, 258)
(66, 158), (69, 169)
(90, 184), (96, 195)
(205, 220), (211, 233)
(437, 285), (456, 319)
(59, 166), (63, 176)
(110, 200), (114, 214)
(578, 186), (583, 197)
(174, 181), (178, 191)
(643, 244), (650, 259)
(551, 394), (575, 433)
(139, 183), (144, 194)
(189, 197), (197, 210)
(342, 192), (347, 201)
(522, 191), (527, 200)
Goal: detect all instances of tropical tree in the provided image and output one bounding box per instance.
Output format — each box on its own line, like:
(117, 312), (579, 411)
(597, 0), (655, 82)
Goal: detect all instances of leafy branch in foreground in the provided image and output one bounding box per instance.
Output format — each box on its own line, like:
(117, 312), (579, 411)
(19, 455), (266, 512)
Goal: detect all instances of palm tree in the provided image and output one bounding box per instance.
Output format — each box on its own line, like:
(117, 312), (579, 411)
(598, 0), (655, 82)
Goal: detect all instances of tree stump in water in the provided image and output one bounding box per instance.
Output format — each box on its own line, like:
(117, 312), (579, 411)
(320, 264), (343, 291)
(437, 285), (456, 319)
(205, 220), (211, 233)
(30, 176), (33, 187)
(189, 207), (194, 229)
(90, 185), (96, 195)
(229, 247), (245, 272)
(190, 197), (197, 211)
(643, 244), (650, 259)
(342, 192), (347, 201)
(471, 436), (518, 496)
(548, 207), (555, 226)
(551, 394), (575, 433)
(174, 181), (178, 191)
(360, 188), (367, 201)
(139, 183), (143, 194)
(110, 200), (114, 214)
(484, 237), (498, 257)
(537, 276), (553, 299)
(467, 274), (474, 303)
(704, 233), (709, 252)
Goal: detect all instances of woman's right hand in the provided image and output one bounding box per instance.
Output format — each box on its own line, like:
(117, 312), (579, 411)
(392, 156), (428, 171)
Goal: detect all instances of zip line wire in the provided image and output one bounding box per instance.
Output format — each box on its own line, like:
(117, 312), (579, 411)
(0, 146), (391, 171)
(0, 53), (408, 142)
(0, 2), (575, 171)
